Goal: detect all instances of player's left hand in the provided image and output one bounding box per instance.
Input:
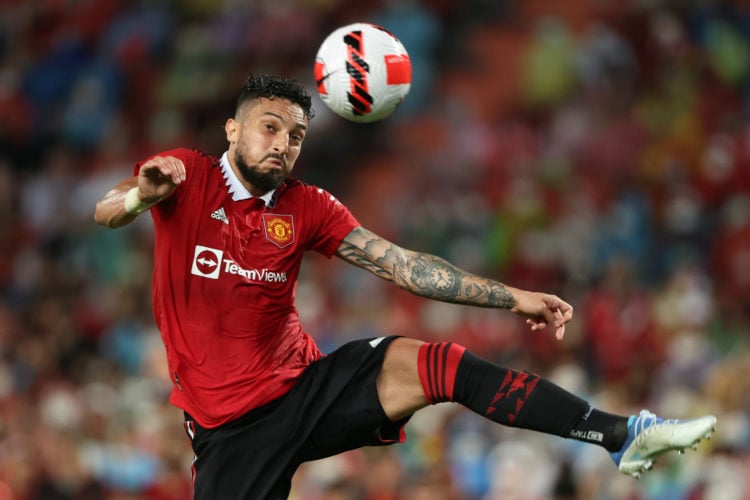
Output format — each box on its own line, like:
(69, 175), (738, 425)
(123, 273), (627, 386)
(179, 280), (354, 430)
(508, 289), (573, 340)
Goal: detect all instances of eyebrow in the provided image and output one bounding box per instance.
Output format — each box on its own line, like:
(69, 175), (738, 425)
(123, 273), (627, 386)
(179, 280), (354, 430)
(262, 111), (307, 131)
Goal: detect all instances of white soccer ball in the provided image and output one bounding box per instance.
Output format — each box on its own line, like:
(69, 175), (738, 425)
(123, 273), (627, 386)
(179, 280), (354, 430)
(314, 22), (412, 123)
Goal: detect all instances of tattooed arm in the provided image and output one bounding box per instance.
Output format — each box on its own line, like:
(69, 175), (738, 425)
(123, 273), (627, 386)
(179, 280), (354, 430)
(337, 227), (515, 307)
(336, 226), (573, 339)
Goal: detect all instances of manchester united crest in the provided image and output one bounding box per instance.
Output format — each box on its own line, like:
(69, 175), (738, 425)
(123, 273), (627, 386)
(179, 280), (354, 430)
(263, 214), (295, 248)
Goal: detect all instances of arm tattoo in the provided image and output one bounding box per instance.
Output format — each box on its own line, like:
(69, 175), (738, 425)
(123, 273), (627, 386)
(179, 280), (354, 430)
(404, 254), (515, 308)
(337, 228), (517, 309)
(407, 255), (462, 300)
(336, 240), (394, 280)
(462, 281), (516, 308)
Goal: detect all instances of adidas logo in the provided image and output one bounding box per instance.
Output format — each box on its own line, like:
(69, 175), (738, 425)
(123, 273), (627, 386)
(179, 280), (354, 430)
(211, 207), (229, 224)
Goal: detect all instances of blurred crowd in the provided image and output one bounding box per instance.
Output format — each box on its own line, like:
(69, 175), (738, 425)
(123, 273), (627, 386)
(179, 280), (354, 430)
(1, 0), (749, 499)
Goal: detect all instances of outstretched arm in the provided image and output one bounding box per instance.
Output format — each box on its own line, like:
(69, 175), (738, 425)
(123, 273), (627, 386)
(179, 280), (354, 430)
(336, 226), (572, 339)
(94, 155), (186, 228)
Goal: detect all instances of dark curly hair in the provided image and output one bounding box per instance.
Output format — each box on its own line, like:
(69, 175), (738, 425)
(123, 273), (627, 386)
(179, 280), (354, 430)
(236, 74), (315, 120)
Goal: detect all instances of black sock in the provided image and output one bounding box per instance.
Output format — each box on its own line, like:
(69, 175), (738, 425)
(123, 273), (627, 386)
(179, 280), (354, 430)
(568, 408), (630, 452)
(447, 349), (627, 450)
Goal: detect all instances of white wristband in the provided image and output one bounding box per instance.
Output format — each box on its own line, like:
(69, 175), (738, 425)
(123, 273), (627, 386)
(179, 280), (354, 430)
(124, 187), (156, 215)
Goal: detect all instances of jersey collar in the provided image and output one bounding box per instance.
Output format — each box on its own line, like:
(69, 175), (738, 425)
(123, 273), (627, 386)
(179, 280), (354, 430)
(220, 151), (275, 206)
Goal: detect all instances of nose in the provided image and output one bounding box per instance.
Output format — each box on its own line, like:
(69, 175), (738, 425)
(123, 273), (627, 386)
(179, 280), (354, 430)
(272, 134), (289, 154)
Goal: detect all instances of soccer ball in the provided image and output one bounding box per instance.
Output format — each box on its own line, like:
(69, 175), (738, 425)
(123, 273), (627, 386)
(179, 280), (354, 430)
(314, 22), (412, 123)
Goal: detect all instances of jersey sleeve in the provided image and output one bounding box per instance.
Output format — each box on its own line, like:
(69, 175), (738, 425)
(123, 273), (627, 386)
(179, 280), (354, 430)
(306, 186), (360, 257)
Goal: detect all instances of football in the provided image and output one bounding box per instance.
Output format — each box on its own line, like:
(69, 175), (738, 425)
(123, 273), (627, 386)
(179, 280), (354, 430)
(314, 22), (412, 123)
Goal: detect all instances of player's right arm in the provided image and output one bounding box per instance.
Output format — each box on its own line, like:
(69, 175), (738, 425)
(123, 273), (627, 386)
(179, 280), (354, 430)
(337, 226), (572, 340)
(94, 155), (186, 228)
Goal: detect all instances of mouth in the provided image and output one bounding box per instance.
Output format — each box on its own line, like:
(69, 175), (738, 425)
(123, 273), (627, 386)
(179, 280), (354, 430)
(265, 157), (285, 169)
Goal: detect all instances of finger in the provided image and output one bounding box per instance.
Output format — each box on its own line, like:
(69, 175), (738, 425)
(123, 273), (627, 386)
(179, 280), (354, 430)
(555, 323), (565, 341)
(526, 318), (548, 331)
(162, 160), (184, 185)
(553, 308), (565, 328)
(144, 157), (182, 184)
(143, 158), (170, 178)
(548, 296), (574, 319)
(159, 157), (182, 184)
(558, 302), (574, 322)
(161, 156), (186, 183)
(544, 297), (573, 328)
(174, 158), (186, 182)
(552, 309), (566, 340)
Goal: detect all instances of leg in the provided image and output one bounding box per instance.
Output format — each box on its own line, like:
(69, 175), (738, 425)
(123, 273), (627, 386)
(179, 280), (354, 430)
(187, 337), (411, 499)
(185, 408), (300, 500)
(379, 339), (609, 443)
(376, 338), (428, 421)
(378, 338), (717, 478)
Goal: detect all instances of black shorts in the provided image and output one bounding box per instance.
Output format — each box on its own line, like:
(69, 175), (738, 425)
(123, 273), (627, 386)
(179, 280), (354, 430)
(183, 336), (409, 500)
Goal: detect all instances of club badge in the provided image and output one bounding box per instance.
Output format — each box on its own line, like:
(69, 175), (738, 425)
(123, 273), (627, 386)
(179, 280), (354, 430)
(263, 214), (295, 248)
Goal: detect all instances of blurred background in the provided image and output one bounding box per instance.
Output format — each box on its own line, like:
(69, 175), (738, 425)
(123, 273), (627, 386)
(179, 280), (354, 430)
(1, 0), (749, 498)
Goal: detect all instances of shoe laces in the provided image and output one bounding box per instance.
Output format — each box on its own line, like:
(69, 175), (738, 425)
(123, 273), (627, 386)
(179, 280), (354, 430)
(632, 409), (678, 447)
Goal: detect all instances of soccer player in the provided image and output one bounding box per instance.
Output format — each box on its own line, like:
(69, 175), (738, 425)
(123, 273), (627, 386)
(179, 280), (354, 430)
(94, 75), (717, 499)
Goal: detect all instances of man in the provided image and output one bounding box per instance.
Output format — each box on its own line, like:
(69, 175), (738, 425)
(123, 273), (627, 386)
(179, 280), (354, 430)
(95, 74), (716, 499)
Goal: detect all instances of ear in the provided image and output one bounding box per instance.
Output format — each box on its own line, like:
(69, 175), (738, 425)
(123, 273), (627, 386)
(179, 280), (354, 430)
(225, 118), (238, 143)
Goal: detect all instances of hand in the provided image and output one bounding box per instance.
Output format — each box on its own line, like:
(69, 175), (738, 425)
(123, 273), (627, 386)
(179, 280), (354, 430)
(509, 288), (573, 340)
(137, 155), (186, 204)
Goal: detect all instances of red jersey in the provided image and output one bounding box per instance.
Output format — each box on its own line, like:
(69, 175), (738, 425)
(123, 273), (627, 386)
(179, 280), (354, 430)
(135, 148), (360, 428)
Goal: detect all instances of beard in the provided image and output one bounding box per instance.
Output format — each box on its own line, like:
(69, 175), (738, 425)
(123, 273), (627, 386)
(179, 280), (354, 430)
(234, 151), (288, 194)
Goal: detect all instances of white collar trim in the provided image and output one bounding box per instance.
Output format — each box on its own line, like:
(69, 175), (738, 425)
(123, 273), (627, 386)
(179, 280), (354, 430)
(220, 151), (275, 206)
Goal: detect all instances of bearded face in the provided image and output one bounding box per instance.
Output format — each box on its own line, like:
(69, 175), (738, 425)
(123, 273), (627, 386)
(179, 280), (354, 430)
(225, 97), (307, 196)
(234, 148), (289, 193)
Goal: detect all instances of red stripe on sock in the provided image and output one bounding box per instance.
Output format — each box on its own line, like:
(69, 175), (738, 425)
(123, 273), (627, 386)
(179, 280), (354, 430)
(442, 343), (465, 401)
(417, 342), (466, 404)
(434, 342), (446, 400)
(431, 343), (442, 402)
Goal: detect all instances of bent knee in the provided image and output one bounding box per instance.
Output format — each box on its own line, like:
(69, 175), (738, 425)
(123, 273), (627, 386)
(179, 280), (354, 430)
(376, 338), (427, 420)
